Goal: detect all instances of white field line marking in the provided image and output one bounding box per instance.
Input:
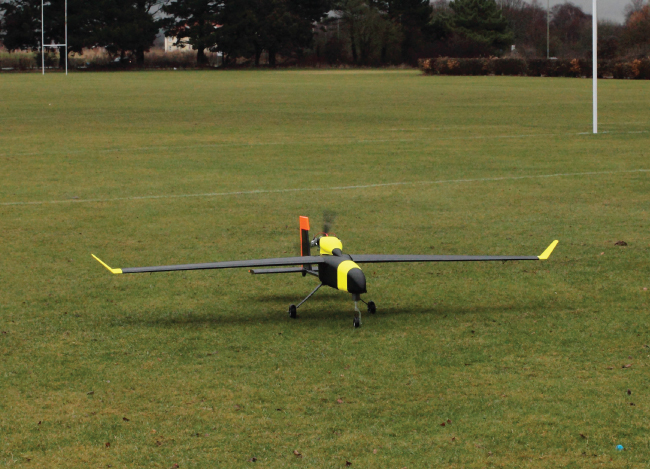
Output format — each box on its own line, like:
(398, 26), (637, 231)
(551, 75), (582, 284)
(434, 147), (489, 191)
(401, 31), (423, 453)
(1, 130), (647, 159)
(2, 169), (648, 207)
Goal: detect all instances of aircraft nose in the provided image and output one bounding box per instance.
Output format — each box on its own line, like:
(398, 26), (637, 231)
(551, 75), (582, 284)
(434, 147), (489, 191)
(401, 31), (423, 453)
(347, 268), (367, 294)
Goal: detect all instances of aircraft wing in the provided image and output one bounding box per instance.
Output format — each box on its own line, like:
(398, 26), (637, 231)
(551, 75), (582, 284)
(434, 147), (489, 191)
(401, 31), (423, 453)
(92, 254), (324, 275)
(351, 241), (558, 264)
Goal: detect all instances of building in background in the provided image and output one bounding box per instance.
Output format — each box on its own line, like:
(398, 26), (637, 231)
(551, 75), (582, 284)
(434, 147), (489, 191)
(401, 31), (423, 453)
(164, 36), (194, 52)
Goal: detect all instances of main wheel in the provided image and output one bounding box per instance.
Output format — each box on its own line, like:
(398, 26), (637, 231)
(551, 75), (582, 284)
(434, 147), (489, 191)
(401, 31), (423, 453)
(368, 301), (376, 314)
(288, 305), (297, 319)
(353, 317), (361, 328)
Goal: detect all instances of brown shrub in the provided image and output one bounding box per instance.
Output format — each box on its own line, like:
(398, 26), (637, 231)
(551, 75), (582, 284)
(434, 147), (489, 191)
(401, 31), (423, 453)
(419, 57), (649, 80)
(631, 58), (650, 79)
(490, 58), (527, 76)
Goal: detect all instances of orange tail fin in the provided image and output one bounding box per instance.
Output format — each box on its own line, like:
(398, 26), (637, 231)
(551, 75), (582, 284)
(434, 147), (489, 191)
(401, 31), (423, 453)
(299, 216), (312, 272)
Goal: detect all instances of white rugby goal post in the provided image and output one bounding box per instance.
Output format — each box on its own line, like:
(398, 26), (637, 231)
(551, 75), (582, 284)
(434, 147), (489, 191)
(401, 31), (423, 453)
(41, 0), (67, 75)
(592, 0), (597, 134)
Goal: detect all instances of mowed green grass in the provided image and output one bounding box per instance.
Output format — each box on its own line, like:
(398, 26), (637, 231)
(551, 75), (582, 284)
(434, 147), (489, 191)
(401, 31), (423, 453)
(1, 70), (649, 468)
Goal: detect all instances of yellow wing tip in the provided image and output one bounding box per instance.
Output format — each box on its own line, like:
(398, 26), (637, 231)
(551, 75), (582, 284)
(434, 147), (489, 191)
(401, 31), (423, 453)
(538, 240), (559, 260)
(92, 254), (122, 274)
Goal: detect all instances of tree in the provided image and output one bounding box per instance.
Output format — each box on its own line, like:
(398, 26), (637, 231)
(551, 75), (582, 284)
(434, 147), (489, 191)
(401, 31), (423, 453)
(426, 0), (452, 41)
(249, 0), (304, 67)
(0, 0), (99, 68)
(216, 0), (329, 67)
(0, 0), (41, 51)
(382, 0), (432, 64)
(549, 2), (591, 58)
(354, 3), (398, 64)
(1, 0), (159, 67)
(213, 0), (256, 65)
(161, 0), (220, 65)
(624, 3), (650, 53)
(497, 0), (546, 57)
(50, 0), (102, 67)
(624, 0), (645, 23)
(94, 0), (160, 65)
(551, 3), (589, 44)
(336, 0), (363, 64)
(332, 0), (432, 64)
(447, 0), (513, 56)
(257, 0), (329, 66)
(335, 0), (399, 65)
(598, 20), (624, 60)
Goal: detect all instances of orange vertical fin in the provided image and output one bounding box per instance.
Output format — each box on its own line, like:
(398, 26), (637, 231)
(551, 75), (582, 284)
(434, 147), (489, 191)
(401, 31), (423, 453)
(299, 216), (311, 272)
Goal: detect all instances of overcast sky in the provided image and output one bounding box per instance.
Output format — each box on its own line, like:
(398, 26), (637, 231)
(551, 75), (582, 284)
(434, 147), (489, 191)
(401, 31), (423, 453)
(538, 0), (629, 23)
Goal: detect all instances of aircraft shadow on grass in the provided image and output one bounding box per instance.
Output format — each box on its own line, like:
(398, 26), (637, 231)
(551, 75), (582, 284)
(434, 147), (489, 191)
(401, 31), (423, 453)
(116, 293), (558, 329)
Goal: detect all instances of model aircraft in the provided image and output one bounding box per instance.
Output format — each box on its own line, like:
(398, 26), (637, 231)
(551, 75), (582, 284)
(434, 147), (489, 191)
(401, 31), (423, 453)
(93, 216), (558, 328)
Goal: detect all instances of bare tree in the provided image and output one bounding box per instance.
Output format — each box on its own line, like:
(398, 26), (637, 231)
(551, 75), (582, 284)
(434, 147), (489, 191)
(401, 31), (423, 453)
(624, 0), (645, 23)
(496, 0), (526, 9)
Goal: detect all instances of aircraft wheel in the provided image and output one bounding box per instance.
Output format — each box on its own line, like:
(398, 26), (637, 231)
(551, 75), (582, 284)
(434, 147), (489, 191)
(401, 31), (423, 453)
(368, 301), (376, 314)
(288, 305), (297, 319)
(353, 317), (361, 328)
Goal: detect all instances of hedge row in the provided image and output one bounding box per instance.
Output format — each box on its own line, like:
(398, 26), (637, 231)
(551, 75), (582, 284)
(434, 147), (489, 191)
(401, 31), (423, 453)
(419, 57), (650, 80)
(0, 50), (221, 71)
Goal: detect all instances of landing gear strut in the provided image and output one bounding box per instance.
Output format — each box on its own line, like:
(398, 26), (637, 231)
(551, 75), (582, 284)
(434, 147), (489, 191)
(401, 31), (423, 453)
(288, 286), (376, 327)
(353, 295), (362, 328)
(288, 283), (323, 319)
(352, 298), (376, 327)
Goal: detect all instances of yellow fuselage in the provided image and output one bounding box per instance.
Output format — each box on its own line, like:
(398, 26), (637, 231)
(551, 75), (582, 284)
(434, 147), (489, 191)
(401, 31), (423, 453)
(317, 237), (366, 294)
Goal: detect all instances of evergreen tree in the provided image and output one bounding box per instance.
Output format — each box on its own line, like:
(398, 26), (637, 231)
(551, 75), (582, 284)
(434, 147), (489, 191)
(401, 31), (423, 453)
(94, 0), (160, 65)
(426, 0), (453, 42)
(0, 0), (98, 67)
(161, 0), (220, 65)
(257, 0), (329, 66)
(0, 0), (41, 51)
(383, 0), (433, 63)
(52, 0), (100, 66)
(216, 0), (329, 67)
(213, 0), (256, 65)
(336, 0), (398, 65)
(0, 0), (158, 66)
(448, 0), (513, 56)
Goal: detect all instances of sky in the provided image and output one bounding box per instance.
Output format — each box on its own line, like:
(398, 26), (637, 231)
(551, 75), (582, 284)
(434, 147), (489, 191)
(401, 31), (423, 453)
(541, 0), (629, 23)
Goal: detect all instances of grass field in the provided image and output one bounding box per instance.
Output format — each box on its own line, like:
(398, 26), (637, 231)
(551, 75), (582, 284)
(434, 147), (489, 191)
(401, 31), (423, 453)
(1, 69), (649, 467)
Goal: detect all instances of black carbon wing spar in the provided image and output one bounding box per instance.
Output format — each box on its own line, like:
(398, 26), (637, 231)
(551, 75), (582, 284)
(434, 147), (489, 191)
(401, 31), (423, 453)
(351, 241), (558, 264)
(92, 254), (324, 275)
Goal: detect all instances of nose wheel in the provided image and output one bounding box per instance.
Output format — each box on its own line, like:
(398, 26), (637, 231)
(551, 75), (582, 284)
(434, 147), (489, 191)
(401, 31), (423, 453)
(352, 296), (377, 328)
